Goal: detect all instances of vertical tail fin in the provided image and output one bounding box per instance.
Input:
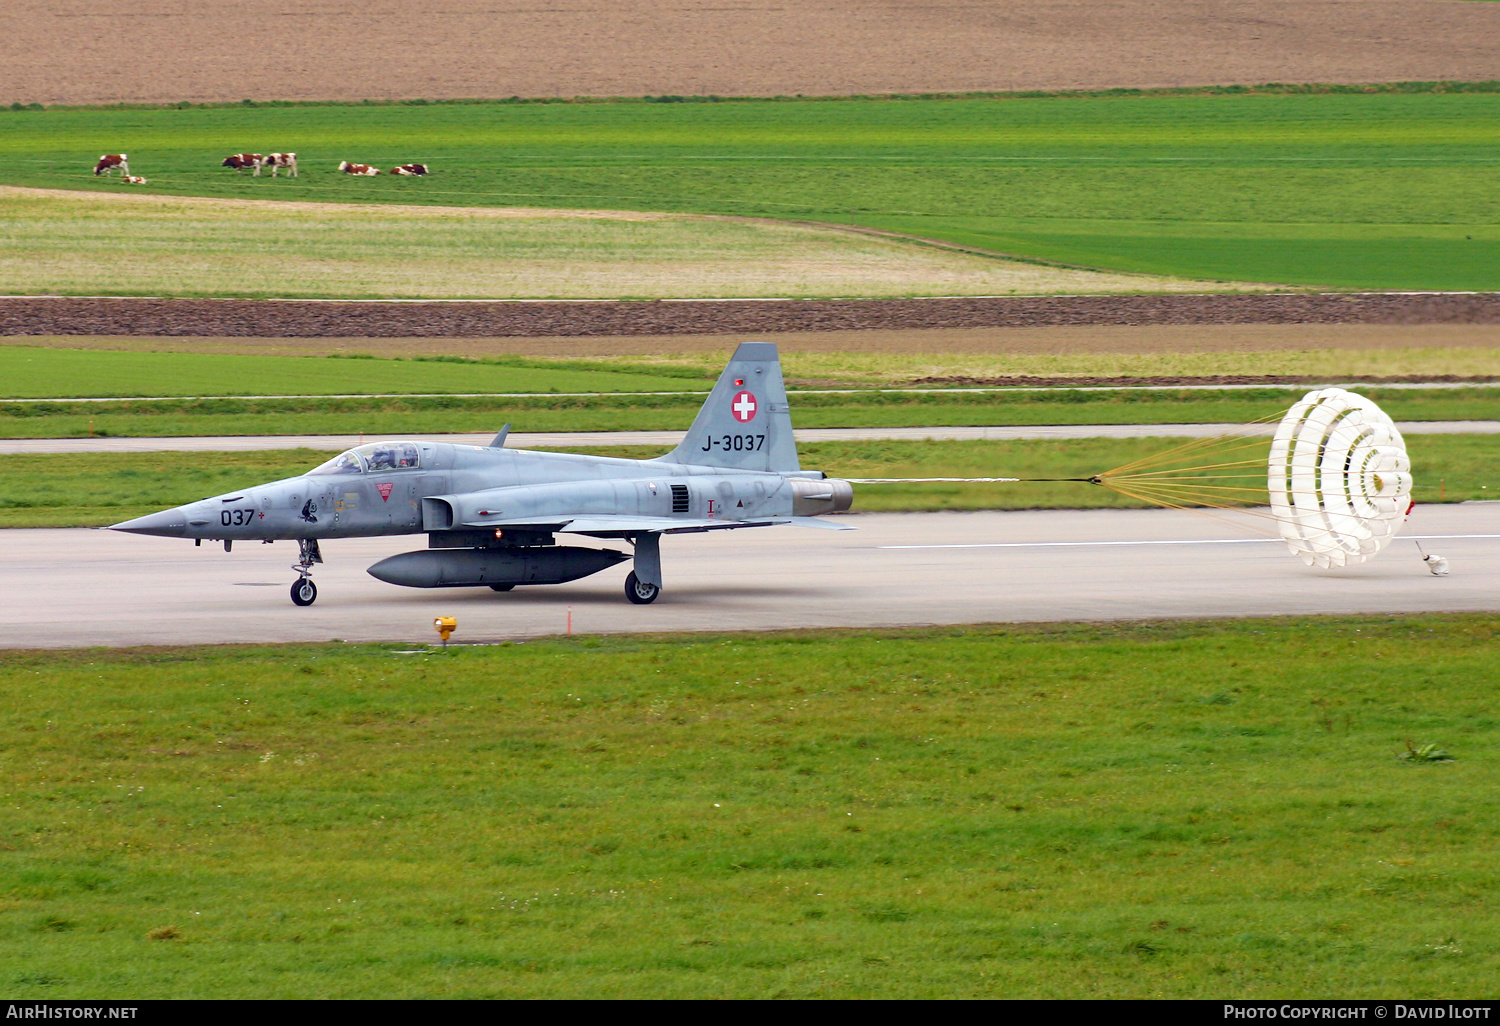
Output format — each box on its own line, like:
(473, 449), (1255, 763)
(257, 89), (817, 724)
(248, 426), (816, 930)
(657, 342), (800, 472)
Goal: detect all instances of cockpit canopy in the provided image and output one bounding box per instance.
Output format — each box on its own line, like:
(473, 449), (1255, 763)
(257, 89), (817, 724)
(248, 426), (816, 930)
(308, 441), (421, 476)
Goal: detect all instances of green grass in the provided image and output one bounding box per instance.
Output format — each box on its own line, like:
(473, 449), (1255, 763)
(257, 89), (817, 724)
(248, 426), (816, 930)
(2, 385), (1495, 441)
(0, 188), (1192, 299)
(3, 90), (1499, 290)
(2, 616), (1497, 998)
(7, 342), (1500, 401)
(640, 344), (1500, 387)
(4, 435), (1492, 528)
(0, 347), (713, 399)
(2, 348), (1498, 438)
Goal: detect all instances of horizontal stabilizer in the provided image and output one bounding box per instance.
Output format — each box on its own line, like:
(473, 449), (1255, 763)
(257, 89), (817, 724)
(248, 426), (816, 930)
(788, 516), (857, 530)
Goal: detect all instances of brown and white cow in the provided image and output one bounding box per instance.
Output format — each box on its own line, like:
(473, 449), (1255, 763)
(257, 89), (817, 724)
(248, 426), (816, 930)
(338, 161), (381, 176)
(262, 152), (298, 178)
(221, 153), (264, 174)
(94, 154), (128, 176)
(390, 163), (429, 176)
(121, 175), (148, 185)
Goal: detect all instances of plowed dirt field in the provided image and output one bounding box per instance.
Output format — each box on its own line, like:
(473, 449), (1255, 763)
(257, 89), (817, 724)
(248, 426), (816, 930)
(4, 1), (1499, 107)
(5, 293), (1499, 340)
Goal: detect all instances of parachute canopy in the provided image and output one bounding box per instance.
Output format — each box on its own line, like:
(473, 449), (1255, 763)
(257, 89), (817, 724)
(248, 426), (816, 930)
(1267, 387), (1411, 568)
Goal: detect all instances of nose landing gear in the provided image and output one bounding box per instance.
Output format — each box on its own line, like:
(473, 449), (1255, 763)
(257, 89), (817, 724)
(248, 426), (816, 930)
(291, 538), (323, 606)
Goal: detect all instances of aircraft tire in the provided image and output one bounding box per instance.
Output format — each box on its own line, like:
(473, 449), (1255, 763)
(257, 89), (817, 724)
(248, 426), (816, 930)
(290, 578), (318, 606)
(488, 584), (515, 592)
(624, 571), (660, 605)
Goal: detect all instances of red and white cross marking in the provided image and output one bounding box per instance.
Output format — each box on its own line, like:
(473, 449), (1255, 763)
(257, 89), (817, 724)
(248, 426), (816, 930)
(730, 390), (758, 423)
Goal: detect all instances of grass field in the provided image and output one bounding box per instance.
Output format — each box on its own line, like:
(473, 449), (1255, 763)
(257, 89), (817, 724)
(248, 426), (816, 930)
(2, 386), (1496, 442)
(3, 91), (1497, 291)
(0, 188), (1200, 299)
(607, 344), (1500, 388)
(2, 345), (1498, 441)
(3, 435), (1491, 528)
(2, 616), (1496, 998)
(0, 346), (714, 400)
(9, 343), (1500, 400)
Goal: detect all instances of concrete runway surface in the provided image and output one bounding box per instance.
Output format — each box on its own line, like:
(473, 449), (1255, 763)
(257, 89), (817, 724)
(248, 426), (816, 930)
(7, 505), (1497, 649)
(6, 421), (1499, 455)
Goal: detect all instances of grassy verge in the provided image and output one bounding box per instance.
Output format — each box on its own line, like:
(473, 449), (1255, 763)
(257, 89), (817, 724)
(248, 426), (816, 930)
(2, 90), (1498, 290)
(660, 346), (1500, 387)
(2, 387), (1495, 441)
(0, 346), (714, 400)
(2, 616), (1496, 998)
(12, 338), (1500, 387)
(0, 188), (1203, 299)
(3, 436), (1491, 528)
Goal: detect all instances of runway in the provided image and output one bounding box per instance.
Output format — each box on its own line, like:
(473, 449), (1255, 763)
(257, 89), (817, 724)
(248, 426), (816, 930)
(8, 505), (1496, 649)
(6, 421), (1499, 455)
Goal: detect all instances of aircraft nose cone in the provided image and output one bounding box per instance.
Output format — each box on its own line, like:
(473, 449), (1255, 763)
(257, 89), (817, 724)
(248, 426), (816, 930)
(109, 508), (188, 537)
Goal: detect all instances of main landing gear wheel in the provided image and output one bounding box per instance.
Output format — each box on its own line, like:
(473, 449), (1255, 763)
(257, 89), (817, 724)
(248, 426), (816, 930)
(624, 572), (660, 605)
(488, 584), (514, 592)
(290, 577), (318, 606)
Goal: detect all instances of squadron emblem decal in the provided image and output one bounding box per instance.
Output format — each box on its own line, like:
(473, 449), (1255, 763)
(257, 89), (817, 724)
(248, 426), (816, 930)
(730, 390), (758, 423)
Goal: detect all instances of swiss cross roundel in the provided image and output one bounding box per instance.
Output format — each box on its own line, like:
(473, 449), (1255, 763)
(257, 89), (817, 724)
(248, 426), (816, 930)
(730, 390), (758, 423)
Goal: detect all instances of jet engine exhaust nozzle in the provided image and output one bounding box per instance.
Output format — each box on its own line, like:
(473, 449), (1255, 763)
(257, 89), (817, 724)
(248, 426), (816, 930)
(790, 478), (854, 517)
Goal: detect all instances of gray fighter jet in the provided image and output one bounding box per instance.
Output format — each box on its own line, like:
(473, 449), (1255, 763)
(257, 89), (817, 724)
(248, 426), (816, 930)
(110, 342), (855, 606)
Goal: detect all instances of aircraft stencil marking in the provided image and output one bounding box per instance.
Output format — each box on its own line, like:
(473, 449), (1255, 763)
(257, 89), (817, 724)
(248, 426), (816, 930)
(111, 343), (855, 607)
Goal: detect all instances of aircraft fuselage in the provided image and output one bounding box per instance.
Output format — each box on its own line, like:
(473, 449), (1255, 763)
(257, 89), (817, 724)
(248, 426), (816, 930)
(114, 441), (844, 543)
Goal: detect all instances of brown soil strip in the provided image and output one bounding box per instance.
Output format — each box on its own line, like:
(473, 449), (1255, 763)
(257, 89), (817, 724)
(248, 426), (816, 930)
(7, 324), (1498, 360)
(4, 294), (1500, 340)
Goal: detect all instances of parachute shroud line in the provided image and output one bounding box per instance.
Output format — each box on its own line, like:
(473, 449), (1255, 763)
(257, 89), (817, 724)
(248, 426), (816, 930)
(1091, 388), (1412, 568)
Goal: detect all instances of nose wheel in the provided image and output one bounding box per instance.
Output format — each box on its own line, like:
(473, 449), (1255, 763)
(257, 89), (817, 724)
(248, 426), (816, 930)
(290, 577), (318, 606)
(290, 538), (323, 606)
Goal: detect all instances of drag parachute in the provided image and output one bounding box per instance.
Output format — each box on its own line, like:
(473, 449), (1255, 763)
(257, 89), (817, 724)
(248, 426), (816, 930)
(1266, 387), (1411, 567)
(1089, 388), (1411, 568)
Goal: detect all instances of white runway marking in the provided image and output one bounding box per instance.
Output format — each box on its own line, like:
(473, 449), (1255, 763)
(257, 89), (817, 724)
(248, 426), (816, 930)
(880, 533), (1500, 550)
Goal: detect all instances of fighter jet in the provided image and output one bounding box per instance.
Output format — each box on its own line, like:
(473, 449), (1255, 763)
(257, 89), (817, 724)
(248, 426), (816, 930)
(110, 342), (855, 606)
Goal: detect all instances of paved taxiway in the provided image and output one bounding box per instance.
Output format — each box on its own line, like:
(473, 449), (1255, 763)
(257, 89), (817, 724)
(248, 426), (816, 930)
(7, 505), (1496, 648)
(6, 421), (1499, 455)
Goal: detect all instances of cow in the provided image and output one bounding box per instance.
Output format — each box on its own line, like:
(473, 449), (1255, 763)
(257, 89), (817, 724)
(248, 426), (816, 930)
(262, 152), (298, 178)
(221, 153), (264, 174)
(94, 154), (128, 176)
(390, 163), (428, 176)
(338, 161), (381, 176)
(121, 175), (148, 185)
